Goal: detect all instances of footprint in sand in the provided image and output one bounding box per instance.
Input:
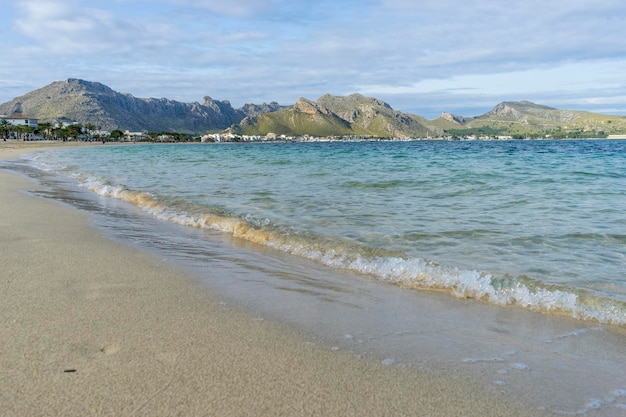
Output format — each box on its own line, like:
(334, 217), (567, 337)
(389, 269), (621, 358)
(101, 343), (120, 355)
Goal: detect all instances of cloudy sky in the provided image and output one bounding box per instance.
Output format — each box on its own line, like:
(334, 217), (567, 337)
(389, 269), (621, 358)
(1, 0), (625, 119)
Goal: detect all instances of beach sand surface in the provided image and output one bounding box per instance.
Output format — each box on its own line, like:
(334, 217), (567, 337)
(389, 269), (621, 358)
(0, 142), (548, 416)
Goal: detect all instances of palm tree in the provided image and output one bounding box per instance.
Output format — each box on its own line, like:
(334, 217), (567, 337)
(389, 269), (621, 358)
(66, 124), (83, 141)
(0, 119), (11, 140)
(85, 123), (97, 141)
(37, 122), (52, 139)
(15, 124), (26, 140)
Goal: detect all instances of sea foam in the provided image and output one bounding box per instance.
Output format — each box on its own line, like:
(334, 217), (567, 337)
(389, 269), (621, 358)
(75, 176), (626, 326)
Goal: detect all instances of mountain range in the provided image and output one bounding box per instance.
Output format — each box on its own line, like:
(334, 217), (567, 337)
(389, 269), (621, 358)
(2, 78), (625, 138)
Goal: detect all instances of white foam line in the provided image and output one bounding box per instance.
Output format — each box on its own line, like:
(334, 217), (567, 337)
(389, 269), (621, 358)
(555, 326), (604, 339)
(71, 175), (626, 326)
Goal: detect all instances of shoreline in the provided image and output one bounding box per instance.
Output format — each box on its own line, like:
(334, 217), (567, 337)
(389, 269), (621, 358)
(0, 145), (547, 415)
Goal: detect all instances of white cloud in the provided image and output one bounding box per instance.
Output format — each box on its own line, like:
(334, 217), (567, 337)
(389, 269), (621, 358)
(358, 60), (626, 97)
(2, 0), (626, 118)
(169, 0), (269, 17)
(13, 1), (120, 54)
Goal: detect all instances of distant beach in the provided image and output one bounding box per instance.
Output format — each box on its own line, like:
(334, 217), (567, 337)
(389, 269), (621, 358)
(0, 143), (553, 416)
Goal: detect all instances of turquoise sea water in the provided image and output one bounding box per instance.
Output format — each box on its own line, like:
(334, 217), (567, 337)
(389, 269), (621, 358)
(5, 139), (626, 415)
(26, 140), (626, 325)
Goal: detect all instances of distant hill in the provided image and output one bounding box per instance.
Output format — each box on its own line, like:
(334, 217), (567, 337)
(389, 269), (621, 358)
(236, 93), (442, 138)
(2, 79), (626, 138)
(430, 100), (626, 138)
(0, 79), (280, 134)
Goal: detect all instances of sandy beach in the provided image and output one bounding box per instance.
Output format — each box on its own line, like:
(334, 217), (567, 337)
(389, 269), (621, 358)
(0, 141), (548, 416)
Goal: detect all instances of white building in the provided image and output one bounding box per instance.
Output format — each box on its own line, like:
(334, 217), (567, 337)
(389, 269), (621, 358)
(0, 113), (39, 128)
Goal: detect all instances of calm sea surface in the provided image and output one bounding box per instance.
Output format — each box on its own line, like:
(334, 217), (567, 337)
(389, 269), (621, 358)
(26, 140), (626, 325)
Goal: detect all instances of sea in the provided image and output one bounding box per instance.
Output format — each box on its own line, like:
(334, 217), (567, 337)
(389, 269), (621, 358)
(4, 139), (626, 415)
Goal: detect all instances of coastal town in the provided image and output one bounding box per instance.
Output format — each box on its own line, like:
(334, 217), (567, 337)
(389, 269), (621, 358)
(4, 112), (625, 143)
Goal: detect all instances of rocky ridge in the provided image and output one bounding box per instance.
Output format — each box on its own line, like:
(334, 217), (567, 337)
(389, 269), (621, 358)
(2, 79), (626, 137)
(236, 93), (439, 138)
(0, 79), (260, 133)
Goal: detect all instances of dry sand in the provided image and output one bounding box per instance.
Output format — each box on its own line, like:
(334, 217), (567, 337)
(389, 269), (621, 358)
(0, 141), (548, 416)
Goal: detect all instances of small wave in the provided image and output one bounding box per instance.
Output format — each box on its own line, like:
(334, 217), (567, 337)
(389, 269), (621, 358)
(555, 327), (604, 339)
(340, 179), (405, 189)
(79, 177), (626, 326)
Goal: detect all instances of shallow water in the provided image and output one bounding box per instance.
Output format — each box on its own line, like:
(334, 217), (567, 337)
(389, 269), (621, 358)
(3, 140), (626, 415)
(22, 140), (626, 324)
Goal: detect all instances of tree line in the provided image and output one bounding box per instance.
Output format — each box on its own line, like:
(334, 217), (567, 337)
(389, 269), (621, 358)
(0, 120), (196, 142)
(0, 120), (102, 141)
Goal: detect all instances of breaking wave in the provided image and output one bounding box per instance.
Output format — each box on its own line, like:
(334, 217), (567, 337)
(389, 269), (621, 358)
(81, 176), (626, 326)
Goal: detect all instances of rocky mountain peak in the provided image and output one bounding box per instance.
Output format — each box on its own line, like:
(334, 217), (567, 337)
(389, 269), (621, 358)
(0, 78), (246, 133)
(440, 112), (467, 124)
(294, 98), (331, 115)
(489, 102), (524, 118)
(239, 101), (283, 118)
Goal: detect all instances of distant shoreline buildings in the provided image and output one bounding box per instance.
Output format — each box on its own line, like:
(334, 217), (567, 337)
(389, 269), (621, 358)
(0, 113), (39, 128)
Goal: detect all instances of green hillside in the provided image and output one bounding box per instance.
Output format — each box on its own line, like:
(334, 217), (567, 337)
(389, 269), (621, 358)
(431, 101), (626, 138)
(238, 98), (353, 136)
(238, 95), (441, 138)
(3, 79), (626, 138)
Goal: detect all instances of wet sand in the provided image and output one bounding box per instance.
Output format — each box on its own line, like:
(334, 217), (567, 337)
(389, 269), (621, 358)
(0, 141), (549, 416)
